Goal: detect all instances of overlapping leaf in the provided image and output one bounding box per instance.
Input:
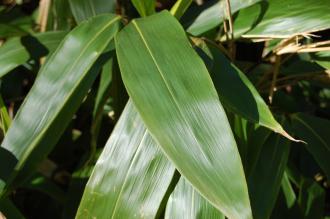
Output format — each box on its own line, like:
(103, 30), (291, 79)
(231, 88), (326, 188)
(165, 178), (224, 219)
(116, 11), (252, 219)
(76, 101), (175, 219)
(0, 14), (121, 196)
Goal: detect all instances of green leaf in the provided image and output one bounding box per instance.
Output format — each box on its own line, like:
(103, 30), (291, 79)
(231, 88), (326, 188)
(170, 0), (193, 19)
(292, 113), (330, 179)
(76, 101), (176, 219)
(165, 178), (224, 219)
(50, 0), (73, 30)
(69, 0), (117, 23)
(0, 31), (67, 78)
(298, 179), (325, 219)
(131, 0), (156, 17)
(195, 40), (297, 141)
(0, 14), (121, 196)
(239, 0), (330, 38)
(0, 95), (11, 134)
(248, 133), (291, 219)
(116, 11), (252, 219)
(187, 0), (261, 36)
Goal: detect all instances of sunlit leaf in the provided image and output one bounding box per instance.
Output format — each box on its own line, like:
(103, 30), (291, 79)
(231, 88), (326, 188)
(116, 11), (252, 219)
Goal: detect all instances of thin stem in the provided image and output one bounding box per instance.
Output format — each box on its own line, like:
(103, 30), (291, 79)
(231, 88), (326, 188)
(225, 0), (235, 59)
(268, 55), (281, 104)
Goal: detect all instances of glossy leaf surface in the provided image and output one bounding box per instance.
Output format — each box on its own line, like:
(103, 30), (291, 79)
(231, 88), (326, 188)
(76, 101), (175, 219)
(0, 14), (121, 196)
(116, 11), (251, 219)
(165, 178), (224, 219)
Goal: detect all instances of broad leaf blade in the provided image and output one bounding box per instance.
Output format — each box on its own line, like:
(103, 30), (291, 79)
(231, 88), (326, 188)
(116, 11), (252, 219)
(0, 14), (121, 196)
(131, 0), (156, 17)
(76, 101), (176, 219)
(292, 113), (330, 179)
(0, 31), (67, 78)
(69, 0), (116, 23)
(165, 178), (224, 219)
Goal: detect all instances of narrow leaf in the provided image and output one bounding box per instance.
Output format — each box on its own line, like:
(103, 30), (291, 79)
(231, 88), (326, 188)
(116, 11), (252, 219)
(248, 133), (290, 219)
(239, 0), (330, 38)
(0, 14), (121, 196)
(0, 31), (67, 78)
(165, 178), (224, 219)
(0, 95), (11, 134)
(195, 40), (298, 141)
(187, 0), (261, 36)
(170, 0), (193, 19)
(76, 101), (175, 219)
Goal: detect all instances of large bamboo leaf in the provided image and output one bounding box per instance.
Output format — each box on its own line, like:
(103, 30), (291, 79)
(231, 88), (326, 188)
(165, 178), (224, 219)
(238, 0), (330, 38)
(69, 0), (116, 23)
(132, 0), (156, 17)
(0, 31), (67, 78)
(248, 133), (290, 219)
(116, 11), (252, 219)
(76, 101), (175, 219)
(0, 14), (121, 196)
(186, 0), (261, 35)
(292, 113), (330, 179)
(195, 40), (297, 141)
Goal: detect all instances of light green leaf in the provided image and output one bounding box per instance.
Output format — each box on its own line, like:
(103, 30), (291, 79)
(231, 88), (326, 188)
(170, 0), (193, 19)
(131, 0), (156, 17)
(0, 31), (67, 78)
(0, 14), (121, 196)
(165, 178), (224, 219)
(76, 101), (176, 219)
(292, 113), (330, 179)
(0, 95), (11, 134)
(248, 133), (290, 219)
(116, 11), (252, 219)
(239, 0), (330, 38)
(298, 179), (325, 219)
(187, 0), (261, 35)
(69, 0), (117, 23)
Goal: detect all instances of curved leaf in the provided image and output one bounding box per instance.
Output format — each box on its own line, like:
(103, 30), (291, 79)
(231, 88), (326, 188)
(195, 41), (297, 140)
(170, 0), (193, 19)
(0, 31), (67, 78)
(76, 101), (175, 219)
(165, 178), (224, 219)
(240, 0), (330, 38)
(187, 0), (261, 36)
(0, 14), (121, 196)
(116, 11), (252, 219)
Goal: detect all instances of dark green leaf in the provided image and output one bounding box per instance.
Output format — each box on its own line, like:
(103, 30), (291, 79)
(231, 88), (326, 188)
(116, 11), (252, 219)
